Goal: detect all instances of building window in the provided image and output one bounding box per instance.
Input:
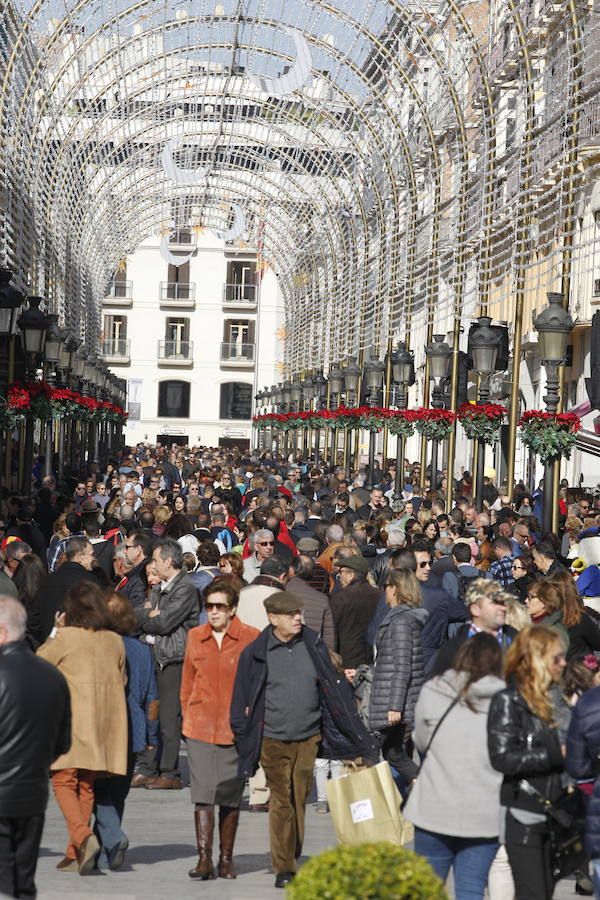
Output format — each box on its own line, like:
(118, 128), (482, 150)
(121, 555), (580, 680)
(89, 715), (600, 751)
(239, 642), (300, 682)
(220, 382), (253, 419)
(158, 381), (190, 418)
(165, 316), (190, 345)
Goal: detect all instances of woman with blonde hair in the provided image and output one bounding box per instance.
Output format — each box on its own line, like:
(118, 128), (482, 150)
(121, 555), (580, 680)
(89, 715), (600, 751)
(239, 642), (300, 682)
(488, 625), (567, 899)
(369, 569), (428, 793)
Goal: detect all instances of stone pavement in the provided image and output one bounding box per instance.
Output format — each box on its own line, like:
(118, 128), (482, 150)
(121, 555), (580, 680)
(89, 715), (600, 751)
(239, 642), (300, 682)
(35, 770), (581, 900)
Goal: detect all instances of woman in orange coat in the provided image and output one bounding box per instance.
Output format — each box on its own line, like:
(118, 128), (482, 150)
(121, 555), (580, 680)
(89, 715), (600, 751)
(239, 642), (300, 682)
(180, 577), (259, 881)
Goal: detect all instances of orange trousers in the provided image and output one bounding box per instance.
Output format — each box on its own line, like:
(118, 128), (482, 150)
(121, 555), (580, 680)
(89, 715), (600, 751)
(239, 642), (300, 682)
(51, 768), (97, 860)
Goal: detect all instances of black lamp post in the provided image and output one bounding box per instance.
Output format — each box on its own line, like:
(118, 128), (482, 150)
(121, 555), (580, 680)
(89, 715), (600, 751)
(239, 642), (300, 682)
(424, 334), (451, 492)
(17, 296), (50, 494)
(290, 380), (302, 459)
(533, 293), (574, 534)
(391, 341), (414, 494)
(328, 363), (344, 468)
(470, 317), (501, 512)
(42, 314), (67, 478)
(312, 370), (327, 465)
(0, 269), (24, 487)
(364, 354), (385, 487)
(301, 376), (314, 460)
(343, 357), (361, 478)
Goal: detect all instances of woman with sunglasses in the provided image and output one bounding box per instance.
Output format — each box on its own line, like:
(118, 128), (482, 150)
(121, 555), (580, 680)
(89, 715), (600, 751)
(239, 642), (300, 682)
(505, 552), (537, 603)
(180, 578), (259, 881)
(488, 626), (567, 899)
(524, 580), (570, 651)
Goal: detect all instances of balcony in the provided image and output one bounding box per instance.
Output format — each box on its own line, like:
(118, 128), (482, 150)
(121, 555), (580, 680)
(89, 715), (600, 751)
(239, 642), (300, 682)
(159, 281), (196, 309)
(101, 338), (130, 365)
(220, 341), (255, 367)
(158, 340), (194, 367)
(102, 280), (133, 307)
(222, 282), (257, 310)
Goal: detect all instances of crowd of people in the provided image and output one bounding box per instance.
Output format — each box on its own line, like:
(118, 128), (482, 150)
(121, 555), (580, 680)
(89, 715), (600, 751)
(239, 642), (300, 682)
(2, 442), (600, 898)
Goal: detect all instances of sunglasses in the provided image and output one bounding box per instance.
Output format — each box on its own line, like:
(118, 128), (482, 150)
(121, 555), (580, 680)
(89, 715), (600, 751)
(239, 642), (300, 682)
(511, 564), (524, 571)
(205, 602), (231, 612)
(491, 599), (506, 607)
(526, 594), (539, 601)
(257, 541), (274, 546)
(418, 560), (431, 568)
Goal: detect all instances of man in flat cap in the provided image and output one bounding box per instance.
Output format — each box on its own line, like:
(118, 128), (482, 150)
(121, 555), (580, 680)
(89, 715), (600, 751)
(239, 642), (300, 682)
(231, 590), (377, 889)
(328, 554), (381, 678)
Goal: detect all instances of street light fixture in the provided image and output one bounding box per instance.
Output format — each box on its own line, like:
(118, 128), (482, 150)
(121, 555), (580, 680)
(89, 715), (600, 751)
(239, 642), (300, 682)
(73, 346), (86, 381)
(533, 292), (574, 533)
(424, 334), (452, 491)
(470, 316), (501, 511)
(363, 354), (384, 487)
(0, 268), (23, 336)
(44, 314), (66, 366)
(328, 363), (344, 401)
(343, 356), (361, 402)
(391, 341), (414, 493)
(18, 296), (49, 363)
(290, 380), (302, 410)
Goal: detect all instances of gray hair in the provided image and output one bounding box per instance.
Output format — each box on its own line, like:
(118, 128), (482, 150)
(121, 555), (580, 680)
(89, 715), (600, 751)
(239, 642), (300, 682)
(326, 524), (344, 543)
(65, 537), (92, 561)
(387, 529), (406, 548)
(5, 541), (31, 561)
(155, 537), (183, 570)
(0, 596), (26, 641)
(119, 504), (135, 522)
(434, 537), (454, 557)
(251, 529), (274, 550)
(114, 544), (128, 563)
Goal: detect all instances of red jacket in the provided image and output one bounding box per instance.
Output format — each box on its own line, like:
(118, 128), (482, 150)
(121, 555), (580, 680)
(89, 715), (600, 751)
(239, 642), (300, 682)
(180, 616), (259, 745)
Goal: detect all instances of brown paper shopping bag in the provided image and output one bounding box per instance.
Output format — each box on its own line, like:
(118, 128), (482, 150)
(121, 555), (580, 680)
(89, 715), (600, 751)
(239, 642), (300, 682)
(326, 760), (414, 847)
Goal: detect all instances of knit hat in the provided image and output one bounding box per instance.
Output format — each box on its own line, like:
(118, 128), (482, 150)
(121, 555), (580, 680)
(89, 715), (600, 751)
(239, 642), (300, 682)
(263, 591), (305, 615)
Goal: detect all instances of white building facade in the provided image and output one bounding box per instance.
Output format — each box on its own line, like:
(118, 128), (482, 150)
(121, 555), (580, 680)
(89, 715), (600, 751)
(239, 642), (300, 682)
(102, 229), (284, 449)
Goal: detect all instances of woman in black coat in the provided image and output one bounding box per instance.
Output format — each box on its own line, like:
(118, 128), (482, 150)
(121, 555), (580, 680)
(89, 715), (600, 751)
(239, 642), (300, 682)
(488, 625), (567, 900)
(368, 569), (427, 792)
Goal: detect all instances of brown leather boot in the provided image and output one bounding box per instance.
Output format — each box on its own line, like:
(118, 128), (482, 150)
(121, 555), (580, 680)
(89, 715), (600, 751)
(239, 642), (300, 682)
(217, 806), (240, 879)
(188, 807), (215, 879)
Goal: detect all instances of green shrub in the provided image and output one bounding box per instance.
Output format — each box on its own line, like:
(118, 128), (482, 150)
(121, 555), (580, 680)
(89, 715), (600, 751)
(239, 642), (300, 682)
(286, 841), (449, 900)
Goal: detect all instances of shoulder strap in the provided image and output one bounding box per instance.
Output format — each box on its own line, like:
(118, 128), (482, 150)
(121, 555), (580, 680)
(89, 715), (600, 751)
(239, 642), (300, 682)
(420, 694), (461, 764)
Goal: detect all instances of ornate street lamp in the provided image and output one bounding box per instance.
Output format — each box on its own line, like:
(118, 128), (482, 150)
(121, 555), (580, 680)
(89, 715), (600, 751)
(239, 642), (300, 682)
(533, 293), (574, 533)
(327, 363), (344, 469)
(311, 370), (327, 464)
(342, 357), (362, 478)
(363, 354), (384, 487)
(290, 380), (302, 411)
(470, 317), (501, 512)
(17, 296), (50, 493)
(0, 268), (23, 337)
(391, 341), (414, 493)
(424, 334), (451, 492)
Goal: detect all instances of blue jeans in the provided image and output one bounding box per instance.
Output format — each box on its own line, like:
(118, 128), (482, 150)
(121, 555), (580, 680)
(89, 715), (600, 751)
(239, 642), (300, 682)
(414, 827), (499, 900)
(93, 752), (135, 867)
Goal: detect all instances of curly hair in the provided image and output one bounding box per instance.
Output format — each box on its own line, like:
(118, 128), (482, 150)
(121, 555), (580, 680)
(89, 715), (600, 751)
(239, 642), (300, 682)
(504, 625), (565, 722)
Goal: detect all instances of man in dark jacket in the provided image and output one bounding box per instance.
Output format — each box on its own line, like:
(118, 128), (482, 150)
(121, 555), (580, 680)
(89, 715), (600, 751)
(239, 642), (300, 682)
(430, 579), (517, 676)
(0, 596), (71, 898)
(120, 531), (152, 609)
(328, 554), (381, 674)
(231, 591), (378, 889)
(35, 537), (100, 644)
(287, 555), (336, 650)
(135, 538), (198, 790)
(355, 487), (386, 522)
(6, 506), (46, 563)
(34, 488), (58, 546)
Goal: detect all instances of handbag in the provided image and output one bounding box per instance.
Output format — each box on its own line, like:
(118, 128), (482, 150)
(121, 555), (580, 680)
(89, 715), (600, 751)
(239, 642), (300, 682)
(519, 779), (587, 880)
(326, 760), (413, 847)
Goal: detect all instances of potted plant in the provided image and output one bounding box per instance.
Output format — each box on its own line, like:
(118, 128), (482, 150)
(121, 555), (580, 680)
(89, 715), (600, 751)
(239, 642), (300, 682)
(518, 410), (581, 464)
(287, 842), (448, 899)
(457, 402), (507, 445)
(413, 408), (455, 441)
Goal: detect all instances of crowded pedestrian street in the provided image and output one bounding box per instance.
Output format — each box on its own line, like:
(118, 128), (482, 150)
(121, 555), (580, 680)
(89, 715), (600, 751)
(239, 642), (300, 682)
(3, 0), (600, 898)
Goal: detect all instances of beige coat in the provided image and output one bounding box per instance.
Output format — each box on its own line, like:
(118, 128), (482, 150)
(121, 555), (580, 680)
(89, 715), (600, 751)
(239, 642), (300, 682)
(37, 627), (128, 775)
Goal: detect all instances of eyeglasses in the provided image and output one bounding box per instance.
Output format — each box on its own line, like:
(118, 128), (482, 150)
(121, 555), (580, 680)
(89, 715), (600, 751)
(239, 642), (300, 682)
(257, 541), (274, 546)
(418, 560), (431, 568)
(526, 594), (539, 601)
(205, 602), (231, 612)
(511, 564), (524, 571)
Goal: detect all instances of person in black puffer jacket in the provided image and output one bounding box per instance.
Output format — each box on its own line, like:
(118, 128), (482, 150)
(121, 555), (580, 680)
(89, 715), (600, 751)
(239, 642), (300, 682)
(488, 625), (567, 900)
(369, 569), (427, 792)
(566, 682), (600, 895)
